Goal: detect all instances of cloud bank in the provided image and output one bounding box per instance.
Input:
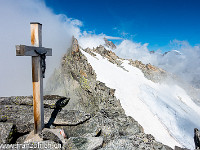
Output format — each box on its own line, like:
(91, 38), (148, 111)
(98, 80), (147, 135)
(0, 0), (199, 97)
(0, 0), (82, 96)
(114, 39), (200, 89)
(0, 0), (121, 96)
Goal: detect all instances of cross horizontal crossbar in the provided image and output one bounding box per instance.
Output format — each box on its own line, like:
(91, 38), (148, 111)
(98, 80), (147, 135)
(16, 45), (52, 56)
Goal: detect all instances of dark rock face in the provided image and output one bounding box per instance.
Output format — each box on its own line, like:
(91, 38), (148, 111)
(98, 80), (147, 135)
(194, 128), (200, 149)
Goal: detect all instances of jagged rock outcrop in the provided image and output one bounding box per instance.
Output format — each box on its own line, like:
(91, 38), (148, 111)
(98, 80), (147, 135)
(128, 59), (168, 83)
(82, 44), (168, 83)
(92, 45), (123, 66)
(45, 37), (124, 117)
(43, 37), (185, 149)
(104, 38), (116, 49)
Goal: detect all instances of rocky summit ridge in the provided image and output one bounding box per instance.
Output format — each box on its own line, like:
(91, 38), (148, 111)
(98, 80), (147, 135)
(0, 37), (189, 149)
(83, 42), (168, 83)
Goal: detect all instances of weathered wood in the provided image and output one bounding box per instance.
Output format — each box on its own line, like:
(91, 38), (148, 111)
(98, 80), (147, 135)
(16, 22), (52, 134)
(16, 45), (52, 56)
(31, 22), (42, 47)
(30, 22), (44, 134)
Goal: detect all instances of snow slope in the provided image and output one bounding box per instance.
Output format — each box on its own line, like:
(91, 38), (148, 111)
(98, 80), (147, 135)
(81, 49), (200, 149)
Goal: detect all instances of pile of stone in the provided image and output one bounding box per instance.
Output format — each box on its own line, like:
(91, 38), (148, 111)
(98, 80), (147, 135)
(0, 95), (176, 150)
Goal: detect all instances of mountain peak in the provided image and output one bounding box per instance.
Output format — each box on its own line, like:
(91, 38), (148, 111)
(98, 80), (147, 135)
(71, 36), (79, 53)
(44, 37), (199, 149)
(104, 37), (116, 49)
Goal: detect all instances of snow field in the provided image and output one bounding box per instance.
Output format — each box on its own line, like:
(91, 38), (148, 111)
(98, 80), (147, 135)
(81, 49), (200, 149)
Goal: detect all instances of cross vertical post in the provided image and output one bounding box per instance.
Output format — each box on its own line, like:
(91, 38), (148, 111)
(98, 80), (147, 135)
(31, 22), (44, 134)
(16, 22), (52, 134)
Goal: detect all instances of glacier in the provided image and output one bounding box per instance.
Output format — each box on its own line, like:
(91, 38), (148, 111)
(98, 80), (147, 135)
(81, 49), (200, 149)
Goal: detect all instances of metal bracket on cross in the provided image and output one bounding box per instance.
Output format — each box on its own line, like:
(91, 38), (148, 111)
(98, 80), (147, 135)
(16, 22), (52, 134)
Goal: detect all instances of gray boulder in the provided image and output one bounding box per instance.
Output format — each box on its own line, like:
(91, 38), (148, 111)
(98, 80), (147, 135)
(63, 137), (103, 150)
(39, 128), (64, 145)
(53, 110), (91, 126)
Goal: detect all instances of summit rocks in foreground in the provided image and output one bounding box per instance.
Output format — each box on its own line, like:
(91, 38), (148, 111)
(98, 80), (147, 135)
(44, 37), (188, 150)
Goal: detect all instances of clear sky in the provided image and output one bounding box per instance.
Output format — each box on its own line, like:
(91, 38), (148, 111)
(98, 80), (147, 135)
(44, 0), (200, 52)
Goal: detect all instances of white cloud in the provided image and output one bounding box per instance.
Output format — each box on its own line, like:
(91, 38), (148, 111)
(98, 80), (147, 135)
(0, 0), (122, 96)
(115, 40), (157, 64)
(0, 0), (81, 96)
(1, 0), (199, 97)
(114, 39), (200, 89)
(78, 34), (106, 49)
(104, 35), (122, 40)
(78, 33), (121, 49)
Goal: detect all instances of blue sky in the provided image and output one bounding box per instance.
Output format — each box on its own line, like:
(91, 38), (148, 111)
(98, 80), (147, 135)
(44, 0), (200, 52)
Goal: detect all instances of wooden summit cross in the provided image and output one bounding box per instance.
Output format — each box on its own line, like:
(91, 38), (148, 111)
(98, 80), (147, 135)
(16, 22), (52, 134)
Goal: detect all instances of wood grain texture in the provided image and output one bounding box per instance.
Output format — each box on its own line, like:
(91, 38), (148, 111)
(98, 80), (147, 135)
(30, 23), (44, 134)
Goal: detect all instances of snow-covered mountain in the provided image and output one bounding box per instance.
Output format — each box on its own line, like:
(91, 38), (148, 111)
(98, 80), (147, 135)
(45, 38), (200, 149)
(80, 46), (200, 149)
